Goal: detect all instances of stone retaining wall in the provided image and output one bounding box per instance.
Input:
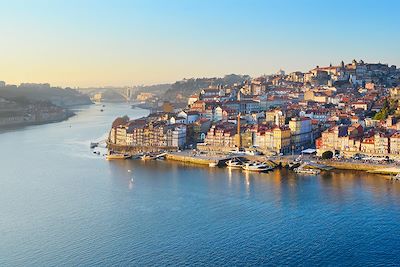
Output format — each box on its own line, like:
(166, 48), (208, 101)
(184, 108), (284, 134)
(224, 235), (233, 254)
(165, 154), (214, 165)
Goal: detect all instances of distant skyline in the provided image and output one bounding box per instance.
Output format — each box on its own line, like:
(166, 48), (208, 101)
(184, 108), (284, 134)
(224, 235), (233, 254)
(0, 0), (399, 87)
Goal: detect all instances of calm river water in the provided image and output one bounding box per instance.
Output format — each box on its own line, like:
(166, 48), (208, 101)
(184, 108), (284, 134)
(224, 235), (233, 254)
(1, 103), (400, 266)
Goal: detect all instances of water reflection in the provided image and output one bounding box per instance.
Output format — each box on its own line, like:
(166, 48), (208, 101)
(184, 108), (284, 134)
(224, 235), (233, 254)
(109, 159), (400, 202)
(244, 171), (250, 195)
(128, 178), (134, 190)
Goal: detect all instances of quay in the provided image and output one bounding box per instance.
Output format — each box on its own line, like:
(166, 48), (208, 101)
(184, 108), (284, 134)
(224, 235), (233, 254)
(165, 151), (234, 166)
(107, 143), (400, 176)
(165, 152), (279, 168)
(317, 160), (400, 174)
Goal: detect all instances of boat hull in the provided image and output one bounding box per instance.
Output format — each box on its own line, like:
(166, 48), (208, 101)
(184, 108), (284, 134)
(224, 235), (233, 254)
(106, 153), (130, 160)
(226, 164), (243, 169)
(106, 155), (130, 160)
(242, 169), (268, 172)
(294, 168), (320, 175)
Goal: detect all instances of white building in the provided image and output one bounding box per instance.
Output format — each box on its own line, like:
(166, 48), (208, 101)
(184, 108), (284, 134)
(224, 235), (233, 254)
(214, 106), (223, 121)
(172, 125), (187, 148)
(289, 117), (312, 150)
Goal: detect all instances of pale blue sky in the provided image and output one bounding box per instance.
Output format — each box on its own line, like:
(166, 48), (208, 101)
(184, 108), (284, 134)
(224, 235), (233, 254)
(0, 0), (399, 87)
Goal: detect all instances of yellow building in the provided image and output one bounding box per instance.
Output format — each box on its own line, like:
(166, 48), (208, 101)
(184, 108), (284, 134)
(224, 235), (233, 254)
(92, 93), (103, 102)
(273, 126), (291, 153)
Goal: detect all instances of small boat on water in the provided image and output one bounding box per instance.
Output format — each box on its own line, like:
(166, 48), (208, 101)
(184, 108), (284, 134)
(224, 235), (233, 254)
(131, 153), (144, 159)
(288, 155), (302, 169)
(242, 162), (272, 172)
(140, 152), (166, 161)
(288, 161), (301, 169)
(209, 162), (218, 167)
(294, 168), (321, 175)
(106, 152), (130, 160)
(90, 142), (99, 149)
(226, 159), (244, 169)
(229, 149), (246, 156)
(245, 150), (261, 156)
(141, 154), (153, 160)
(389, 173), (400, 181)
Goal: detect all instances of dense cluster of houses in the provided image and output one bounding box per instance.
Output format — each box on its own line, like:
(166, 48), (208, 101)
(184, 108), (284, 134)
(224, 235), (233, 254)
(316, 116), (400, 159)
(109, 59), (400, 156)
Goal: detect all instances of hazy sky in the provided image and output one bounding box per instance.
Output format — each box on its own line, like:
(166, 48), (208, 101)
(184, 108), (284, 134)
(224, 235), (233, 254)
(0, 0), (399, 87)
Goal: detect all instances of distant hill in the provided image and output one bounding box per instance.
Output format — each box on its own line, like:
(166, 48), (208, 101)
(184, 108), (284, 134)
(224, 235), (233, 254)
(0, 83), (92, 107)
(133, 84), (171, 96)
(163, 74), (250, 101)
(77, 75), (249, 103)
(78, 84), (171, 102)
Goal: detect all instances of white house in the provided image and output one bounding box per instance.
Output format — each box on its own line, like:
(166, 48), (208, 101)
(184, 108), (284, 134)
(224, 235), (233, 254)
(214, 106), (223, 121)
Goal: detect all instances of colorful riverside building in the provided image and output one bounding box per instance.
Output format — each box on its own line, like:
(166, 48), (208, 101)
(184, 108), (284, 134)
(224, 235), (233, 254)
(316, 124), (363, 156)
(289, 117), (313, 151)
(202, 122), (237, 152)
(255, 125), (291, 154)
(108, 115), (187, 151)
(316, 124), (400, 159)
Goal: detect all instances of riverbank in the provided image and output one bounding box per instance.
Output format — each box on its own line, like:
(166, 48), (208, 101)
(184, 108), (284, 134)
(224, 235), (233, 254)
(0, 111), (76, 133)
(117, 148), (400, 175)
(164, 152), (394, 173)
(275, 157), (400, 174)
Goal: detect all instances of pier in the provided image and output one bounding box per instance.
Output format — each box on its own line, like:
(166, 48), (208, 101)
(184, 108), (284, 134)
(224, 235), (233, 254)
(166, 151), (234, 166)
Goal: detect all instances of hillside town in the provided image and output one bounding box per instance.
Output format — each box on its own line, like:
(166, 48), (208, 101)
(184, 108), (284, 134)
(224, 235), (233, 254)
(109, 59), (400, 160)
(0, 97), (73, 127)
(0, 81), (92, 128)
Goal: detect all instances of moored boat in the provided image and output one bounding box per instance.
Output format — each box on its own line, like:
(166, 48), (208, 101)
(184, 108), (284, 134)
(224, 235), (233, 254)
(242, 162), (272, 172)
(141, 154), (152, 160)
(245, 150), (261, 156)
(226, 159), (243, 169)
(294, 168), (321, 175)
(106, 152), (130, 160)
(209, 162), (218, 167)
(288, 161), (300, 169)
(90, 142), (98, 149)
(389, 173), (400, 181)
(229, 149), (246, 156)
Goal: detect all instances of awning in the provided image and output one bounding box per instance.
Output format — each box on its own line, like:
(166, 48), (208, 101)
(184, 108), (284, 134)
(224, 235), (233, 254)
(301, 148), (317, 154)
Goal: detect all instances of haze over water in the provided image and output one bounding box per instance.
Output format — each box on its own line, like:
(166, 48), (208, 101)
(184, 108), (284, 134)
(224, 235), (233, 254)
(1, 103), (400, 266)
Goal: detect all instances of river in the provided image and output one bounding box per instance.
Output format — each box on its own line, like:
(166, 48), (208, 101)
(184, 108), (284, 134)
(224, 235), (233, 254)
(1, 103), (400, 266)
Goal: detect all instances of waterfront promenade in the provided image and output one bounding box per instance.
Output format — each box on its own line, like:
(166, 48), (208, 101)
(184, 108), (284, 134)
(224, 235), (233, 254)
(106, 141), (400, 175)
(164, 150), (400, 175)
